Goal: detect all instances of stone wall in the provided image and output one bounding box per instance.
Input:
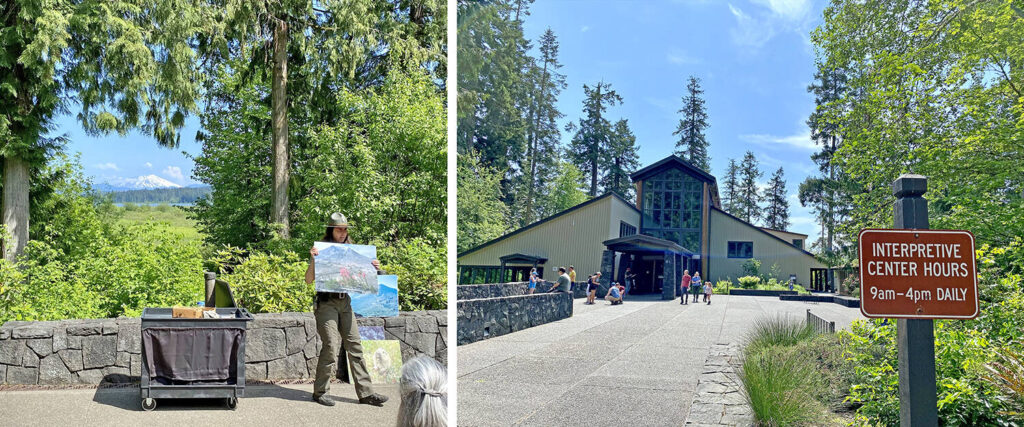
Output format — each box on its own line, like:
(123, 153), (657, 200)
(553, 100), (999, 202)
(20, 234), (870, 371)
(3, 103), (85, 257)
(0, 310), (446, 385)
(456, 293), (572, 346)
(458, 281), (588, 299)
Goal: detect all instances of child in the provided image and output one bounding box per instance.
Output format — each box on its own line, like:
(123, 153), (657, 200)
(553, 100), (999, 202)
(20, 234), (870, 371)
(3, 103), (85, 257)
(704, 281), (713, 305)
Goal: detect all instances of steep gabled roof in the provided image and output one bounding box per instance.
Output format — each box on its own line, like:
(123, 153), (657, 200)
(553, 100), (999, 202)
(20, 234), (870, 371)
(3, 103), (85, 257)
(630, 154), (716, 183)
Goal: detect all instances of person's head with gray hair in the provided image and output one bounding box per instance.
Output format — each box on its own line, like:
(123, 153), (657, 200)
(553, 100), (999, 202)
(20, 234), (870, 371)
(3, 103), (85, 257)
(397, 356), (447, 427)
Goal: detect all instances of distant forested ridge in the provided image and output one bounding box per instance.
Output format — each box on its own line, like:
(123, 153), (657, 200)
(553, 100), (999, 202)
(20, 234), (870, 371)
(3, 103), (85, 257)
(109, 187), (212, 204)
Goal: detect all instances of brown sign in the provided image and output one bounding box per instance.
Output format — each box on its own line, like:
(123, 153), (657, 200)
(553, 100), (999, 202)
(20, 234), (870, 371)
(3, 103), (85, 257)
(858, 229), (978, 319)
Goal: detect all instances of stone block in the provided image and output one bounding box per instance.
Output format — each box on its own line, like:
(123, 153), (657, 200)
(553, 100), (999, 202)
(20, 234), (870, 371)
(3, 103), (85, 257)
(434, 310), (448, 327)
(26, 338), (53, 357)
(246, 328), (286, 362)
(0, 339), (26, 365)
(130, 353), (141, 377)
(59, 349), (84, 372)
(67, 322), (102, 336)
(13, 326), (52, 339)
(413, 315), (439, 334)
(115, 351), (130, 368)
(303, 317), (316, 338)
(38, 354), (73, 385)
(23, 350), (39, 368)
(285, 326), (305, 355)
(253, 313), (303, 329)
(245, 362), (268, 381)
(0, 364), (5, 383)
(306, 358), (317, 377)
(52, 326), (68, 353)
(385, 327), (404, 342)
(303, 337), (318, 359)
(0, 328), (10, 340)
(268, 352), (308, 379)
(68, 335), (83, 350)
(82, 335), (117, 369)
(384, 316), (407, 328)
(7, 366), (38, 384)
(357, 317), (385, 327)
(101, 321), (118, 335)
(117, 327), (141, 354)
(404, 332), (436, 356)
(439, 326), (447, 346)
(76, 368), (104, 384)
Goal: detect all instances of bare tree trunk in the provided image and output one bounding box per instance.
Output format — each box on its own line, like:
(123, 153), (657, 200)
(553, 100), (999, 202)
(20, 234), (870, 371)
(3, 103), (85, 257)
(2, 155), (30, 262)
(271, 18), (290, 239)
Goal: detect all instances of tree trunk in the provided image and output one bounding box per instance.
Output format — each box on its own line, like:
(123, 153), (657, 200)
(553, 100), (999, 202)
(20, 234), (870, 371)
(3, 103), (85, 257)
(271, 18), (290, 239)
(2, 155), (30, 262)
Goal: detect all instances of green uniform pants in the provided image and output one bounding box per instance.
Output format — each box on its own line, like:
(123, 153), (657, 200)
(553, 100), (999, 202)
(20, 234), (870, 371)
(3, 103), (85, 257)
(313, 294), (374, 399)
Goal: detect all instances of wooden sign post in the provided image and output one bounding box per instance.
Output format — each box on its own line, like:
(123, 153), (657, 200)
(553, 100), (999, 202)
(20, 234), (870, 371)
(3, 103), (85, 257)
(857, 174), (979, 426)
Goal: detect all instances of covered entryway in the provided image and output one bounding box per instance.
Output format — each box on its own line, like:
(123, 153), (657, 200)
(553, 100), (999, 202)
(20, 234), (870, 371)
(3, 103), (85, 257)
(601, 234), (693, 300)
(499, 253), (548, 282)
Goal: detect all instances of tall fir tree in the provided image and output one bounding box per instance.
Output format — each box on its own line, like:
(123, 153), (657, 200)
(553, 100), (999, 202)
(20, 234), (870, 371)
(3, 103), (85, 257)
(722, 158), (741, 217)
(567, 81), (622, 197)
(800, 64), (850, 253)
(516, 28), (566, 227)
(457, 150), (509, 253)
(540, 161), (589, 215)
(673, 76), (710, 171)
(737, 151), (763, 225)
(764, 167), (790, 230)
(600, 119), (640, 199)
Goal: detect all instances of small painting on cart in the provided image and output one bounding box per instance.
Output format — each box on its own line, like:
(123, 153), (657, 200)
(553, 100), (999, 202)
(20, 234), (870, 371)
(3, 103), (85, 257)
(313, 242), (378, 294)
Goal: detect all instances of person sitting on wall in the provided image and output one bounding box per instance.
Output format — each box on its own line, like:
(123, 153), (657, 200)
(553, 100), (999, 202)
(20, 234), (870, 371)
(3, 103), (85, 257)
(549, 267), (572, 293)
(605, 282), (623, 305)
(585, 272), (601, 305)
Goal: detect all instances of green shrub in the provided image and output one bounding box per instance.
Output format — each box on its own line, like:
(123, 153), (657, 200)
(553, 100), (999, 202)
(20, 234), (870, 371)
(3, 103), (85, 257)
(378, 238), (447, 312)
(213, 247), (313, 313)
(742, 258), (761, 277)
(984, 347), (1024, 421)
(0, 242), (106, 324)
(737, 275), (761, 289)
(713, 279), (731, 295)
(740, 345), (829, 426)
(746, 315), (817, 355)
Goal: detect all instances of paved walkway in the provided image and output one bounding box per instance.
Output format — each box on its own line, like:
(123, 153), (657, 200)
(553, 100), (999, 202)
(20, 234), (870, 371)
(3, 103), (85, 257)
(457, 294), (865, 426)
(0, 382), (399, 426)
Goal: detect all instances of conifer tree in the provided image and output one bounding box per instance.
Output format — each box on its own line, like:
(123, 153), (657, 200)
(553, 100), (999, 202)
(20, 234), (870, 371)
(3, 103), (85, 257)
(567, 81), (622, 197)
(722, 158), (741, 216)
(600, 119), (640, 199)
(673, 76), (710, 171)
(764, 167), (790, 230)
(737, 151), (763, 224)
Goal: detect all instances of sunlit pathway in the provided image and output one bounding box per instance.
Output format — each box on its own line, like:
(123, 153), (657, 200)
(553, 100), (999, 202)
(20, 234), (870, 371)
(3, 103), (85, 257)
(457, 294), (865, 426)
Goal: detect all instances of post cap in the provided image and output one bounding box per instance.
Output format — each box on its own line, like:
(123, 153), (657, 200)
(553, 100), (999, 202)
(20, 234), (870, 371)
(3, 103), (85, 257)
(204, 271), (217, 280)
(892, 174), (927, 198)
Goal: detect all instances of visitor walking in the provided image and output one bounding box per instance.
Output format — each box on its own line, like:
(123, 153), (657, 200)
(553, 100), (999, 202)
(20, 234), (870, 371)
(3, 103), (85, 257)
(623, 267), (636, 299)
(568, 265), (577, 284)
(704, 281), (713, 305)
(605, 282), (623, 305)
(586, 272), (601, 305)
(680, 269), (692, 305)
(528, 268), (538, 295)
(306, 212), (389, 407)
(690, 271), (703, 304)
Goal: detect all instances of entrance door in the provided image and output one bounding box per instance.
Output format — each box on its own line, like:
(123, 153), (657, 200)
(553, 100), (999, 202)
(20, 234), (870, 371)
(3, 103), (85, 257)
(632, 258), (664, 294)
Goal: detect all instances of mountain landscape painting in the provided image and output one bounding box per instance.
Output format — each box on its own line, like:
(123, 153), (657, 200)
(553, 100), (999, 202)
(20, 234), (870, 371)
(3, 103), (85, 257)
(352, 275), (399, 318)
(313, 242), (379, 294)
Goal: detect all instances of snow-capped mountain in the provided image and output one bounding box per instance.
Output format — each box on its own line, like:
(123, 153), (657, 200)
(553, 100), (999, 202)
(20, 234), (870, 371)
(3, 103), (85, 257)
(97, 175), (182, 191)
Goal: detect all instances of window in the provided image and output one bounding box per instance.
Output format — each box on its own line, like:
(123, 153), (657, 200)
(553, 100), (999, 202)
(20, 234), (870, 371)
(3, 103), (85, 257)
(792, 239), (804, 250)
(728, 241), (753, 258)
(640, 168), (705, 251)
(619, 221), (637, 237)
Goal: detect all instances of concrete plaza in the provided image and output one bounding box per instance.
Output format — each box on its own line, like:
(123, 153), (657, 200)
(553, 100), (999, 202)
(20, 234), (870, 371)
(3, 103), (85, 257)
(457, 294), (865, 426)
(0, 382), (399, 426)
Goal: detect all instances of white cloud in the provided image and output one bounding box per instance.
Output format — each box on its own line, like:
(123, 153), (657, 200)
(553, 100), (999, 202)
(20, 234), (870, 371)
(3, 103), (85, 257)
(95, 163), (118, 171)
(790, 215), (816, 225)
(144, 162), (153, 169)
(728, 4), (775, 48)
(581, 25), (590, 32)
(740, 131), (817, 150)
(163, 166), (184, 182)
(751, 0), (812, 21)
(666, 49), (702, 65)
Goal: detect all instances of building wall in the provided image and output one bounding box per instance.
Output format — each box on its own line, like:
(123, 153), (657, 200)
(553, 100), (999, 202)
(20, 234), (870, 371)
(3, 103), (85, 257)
(759, 228), (807, 247)
(458, 195), (639, 280)
(707, 209), (825, 285)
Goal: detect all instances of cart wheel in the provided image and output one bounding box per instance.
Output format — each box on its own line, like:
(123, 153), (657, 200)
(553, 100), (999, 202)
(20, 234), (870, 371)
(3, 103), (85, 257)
(142, 398), (157, 411)
(226, 397), (238, 410)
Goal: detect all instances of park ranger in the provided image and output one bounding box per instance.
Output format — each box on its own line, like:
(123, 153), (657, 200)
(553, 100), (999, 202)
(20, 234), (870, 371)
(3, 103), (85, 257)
(305, 212), (389, 407)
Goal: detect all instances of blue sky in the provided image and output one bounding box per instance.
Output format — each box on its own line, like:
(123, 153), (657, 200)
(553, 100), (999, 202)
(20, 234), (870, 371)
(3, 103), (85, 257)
(521, 0), (827, 244)
(57, 114), (203, 187)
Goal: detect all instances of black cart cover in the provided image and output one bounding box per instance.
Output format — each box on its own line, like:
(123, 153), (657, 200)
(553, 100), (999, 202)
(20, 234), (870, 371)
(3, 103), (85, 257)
(142, 327), (244, 382)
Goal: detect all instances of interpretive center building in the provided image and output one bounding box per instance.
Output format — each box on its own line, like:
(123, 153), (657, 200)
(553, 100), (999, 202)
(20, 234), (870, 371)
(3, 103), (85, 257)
(457, 155), (827, 299)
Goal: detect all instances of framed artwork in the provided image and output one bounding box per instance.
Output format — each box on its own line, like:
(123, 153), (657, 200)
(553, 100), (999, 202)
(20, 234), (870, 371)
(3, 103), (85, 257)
(352, 274), (399, 318)
(360, 340), (403, 384)
(313, 242), (378, 294)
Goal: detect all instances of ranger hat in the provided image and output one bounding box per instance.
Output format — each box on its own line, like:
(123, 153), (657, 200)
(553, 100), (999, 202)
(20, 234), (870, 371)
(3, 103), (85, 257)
(327, 212), (354, 228)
